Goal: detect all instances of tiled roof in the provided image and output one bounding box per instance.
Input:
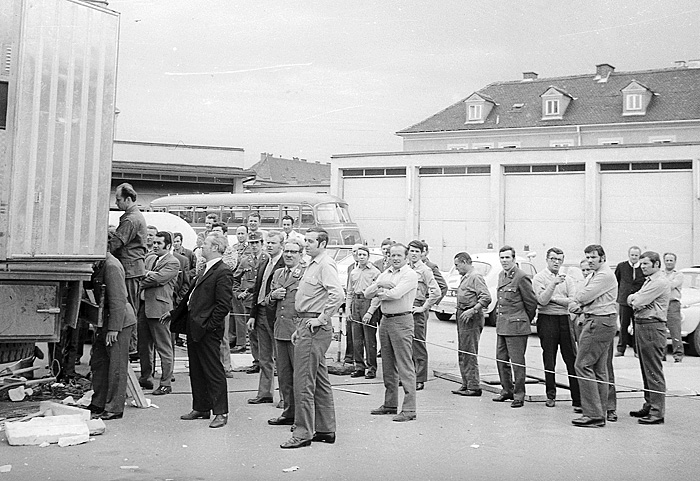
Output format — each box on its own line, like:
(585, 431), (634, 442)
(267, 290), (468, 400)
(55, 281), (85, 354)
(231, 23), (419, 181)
(398, 67), (700, 134)
(248, 154), (330, 186)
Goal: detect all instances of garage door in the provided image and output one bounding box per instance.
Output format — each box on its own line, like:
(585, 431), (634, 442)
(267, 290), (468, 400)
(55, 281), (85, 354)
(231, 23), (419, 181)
(600, 167), (692, 265)
(342, 175), (407, 246)
(418, 174), (491, 268)
(504, 171), (586, 264)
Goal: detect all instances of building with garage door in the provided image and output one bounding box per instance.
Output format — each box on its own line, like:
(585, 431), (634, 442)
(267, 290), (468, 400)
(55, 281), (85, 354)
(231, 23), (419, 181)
(330, 62), (700, 269)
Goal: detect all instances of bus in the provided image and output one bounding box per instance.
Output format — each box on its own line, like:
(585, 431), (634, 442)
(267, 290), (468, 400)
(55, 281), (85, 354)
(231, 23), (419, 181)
(150, 192), (363, 246)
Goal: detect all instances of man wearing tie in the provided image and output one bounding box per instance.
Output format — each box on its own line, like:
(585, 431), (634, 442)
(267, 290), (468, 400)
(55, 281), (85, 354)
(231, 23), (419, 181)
(164, 232), (233, 429)
(247, 231), (285, 404)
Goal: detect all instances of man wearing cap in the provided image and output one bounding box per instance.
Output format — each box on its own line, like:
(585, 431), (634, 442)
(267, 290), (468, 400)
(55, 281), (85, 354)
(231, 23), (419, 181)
(280, 228), (343, 449)
(232, 231), (267, 372)
(346, 245), (380, 379)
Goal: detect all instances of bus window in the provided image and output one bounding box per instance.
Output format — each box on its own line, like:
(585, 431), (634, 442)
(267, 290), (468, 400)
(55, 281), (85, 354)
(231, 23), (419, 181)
(222, 206), (248, 226)
(337, 204), (352, 223)
(253, 205), (280, 226)
(194, 207), (218, 224)
(316, 203), (339, 223)
(281, 204), (300, 225)
(300, 206), (315, 227)
(170, 206), (193, 223)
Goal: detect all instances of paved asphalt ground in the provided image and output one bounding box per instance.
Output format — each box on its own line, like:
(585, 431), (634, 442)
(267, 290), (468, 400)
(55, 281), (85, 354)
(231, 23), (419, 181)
(2, 314), (699, 480)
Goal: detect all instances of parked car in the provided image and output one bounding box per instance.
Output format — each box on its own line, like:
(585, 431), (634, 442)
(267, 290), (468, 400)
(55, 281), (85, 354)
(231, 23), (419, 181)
(430, 252), (537, 326)
(679, 267), (700, 356)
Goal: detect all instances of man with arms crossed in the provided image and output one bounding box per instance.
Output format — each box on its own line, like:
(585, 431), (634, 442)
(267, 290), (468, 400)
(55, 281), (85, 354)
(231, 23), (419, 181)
(532, 247), (581, 410)
(627, 251), (670, 425)
(281, 228), (343, 448)
(164, 232), (233, 429)
(493, 246), (537, 408)
(364, 244), (420, 422)
(451, 252), (491, 397)
(570, 244), (618, 428)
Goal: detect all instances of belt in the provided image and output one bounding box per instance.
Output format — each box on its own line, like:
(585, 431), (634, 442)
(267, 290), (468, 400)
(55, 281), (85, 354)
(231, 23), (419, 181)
(296, 312), (321, 318)
(384, 311), (411, 318)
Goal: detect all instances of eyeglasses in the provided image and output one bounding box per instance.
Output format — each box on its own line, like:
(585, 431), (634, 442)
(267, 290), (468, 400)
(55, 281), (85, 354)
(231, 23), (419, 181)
(283, 250), (301, 254)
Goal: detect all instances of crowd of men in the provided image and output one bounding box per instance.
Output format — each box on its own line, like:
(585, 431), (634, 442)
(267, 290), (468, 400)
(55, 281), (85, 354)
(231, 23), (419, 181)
(88, 182), (678, 442)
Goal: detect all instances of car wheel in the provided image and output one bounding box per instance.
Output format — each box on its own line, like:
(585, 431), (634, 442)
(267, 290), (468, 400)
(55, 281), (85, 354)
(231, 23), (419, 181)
(686, 326), (700, 357)
(435, 312), (453, 322)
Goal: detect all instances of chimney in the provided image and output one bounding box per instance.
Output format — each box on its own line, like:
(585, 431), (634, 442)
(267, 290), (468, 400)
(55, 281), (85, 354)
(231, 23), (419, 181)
(522, 71), (538, 81)
(595, 63), (615, 79)
(674, 60), (687, 68)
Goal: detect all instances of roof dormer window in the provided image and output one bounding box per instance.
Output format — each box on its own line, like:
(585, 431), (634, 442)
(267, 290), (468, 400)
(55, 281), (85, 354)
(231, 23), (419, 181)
(464, 92), (495, 124)
(540, 87), (572, 120)
(622, 81), (653, 116)
(468, 104), (483, 121)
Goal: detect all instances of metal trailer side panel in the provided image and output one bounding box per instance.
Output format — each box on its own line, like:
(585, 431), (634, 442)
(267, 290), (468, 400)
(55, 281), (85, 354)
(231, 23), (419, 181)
(1, 0), (119, 262)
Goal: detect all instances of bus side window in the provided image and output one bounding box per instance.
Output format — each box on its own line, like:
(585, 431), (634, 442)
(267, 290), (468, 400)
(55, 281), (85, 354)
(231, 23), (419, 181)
(281, 204), (300, 226)
(254, 205), (280, 226)
(300, 206), (315, 227)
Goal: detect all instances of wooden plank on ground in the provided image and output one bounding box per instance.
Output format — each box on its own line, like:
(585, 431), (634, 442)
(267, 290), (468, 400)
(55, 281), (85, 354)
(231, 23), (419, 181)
(126, 364), (148, 408)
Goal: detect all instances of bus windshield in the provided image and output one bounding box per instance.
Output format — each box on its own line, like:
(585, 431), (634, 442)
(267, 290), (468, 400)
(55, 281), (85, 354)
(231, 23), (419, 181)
(316, 203), (352, 224)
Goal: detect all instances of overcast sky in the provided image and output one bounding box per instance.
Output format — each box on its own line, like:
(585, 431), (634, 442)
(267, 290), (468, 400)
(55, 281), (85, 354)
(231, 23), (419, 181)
(110, 0), (700, 166)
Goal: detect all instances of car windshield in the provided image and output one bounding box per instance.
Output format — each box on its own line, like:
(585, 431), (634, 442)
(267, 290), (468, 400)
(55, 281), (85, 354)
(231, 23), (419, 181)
(472, 261), (491, 277)
(316, 203), (352, 224)
(682, 271), (700, 289)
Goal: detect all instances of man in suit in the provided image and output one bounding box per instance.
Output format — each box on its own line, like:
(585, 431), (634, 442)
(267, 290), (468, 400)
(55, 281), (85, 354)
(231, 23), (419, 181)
(137, 231), (180, 396)
(492, 245), (537, 408)
(247, 230), (285, 404)
(173, 232), (196, 279)
(164, 232), (233, 429)
(615, 246), (644, 356)
(267, 238), (306, 425)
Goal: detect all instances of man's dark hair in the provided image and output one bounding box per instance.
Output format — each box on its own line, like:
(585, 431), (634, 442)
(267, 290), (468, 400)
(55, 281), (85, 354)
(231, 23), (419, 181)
(584, 244), (606, 258)
(156, 231), (172, 249)
(237, 224), (249, 233)
(282, 215), (295, 224)
(173, 232), (183, 242)
(213, 221), (228, 234)
(546, 247), (564, 259)
(205, 213), (219, 221)
(454, 252), (472, 264)
(380, 237), (394, 248)
(641, 251), (661, 268)
(408, 240), (426, 252)
(248, 212), (261, 221)
(306, 227), (329, 248)
(116, 183), (137, 202)
(499, 245), (516, 258)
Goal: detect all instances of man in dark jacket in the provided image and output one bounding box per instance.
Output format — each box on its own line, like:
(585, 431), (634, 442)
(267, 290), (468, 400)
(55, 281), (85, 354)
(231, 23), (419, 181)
(615, 246), (644, 356)
(492, 246), (537, 408)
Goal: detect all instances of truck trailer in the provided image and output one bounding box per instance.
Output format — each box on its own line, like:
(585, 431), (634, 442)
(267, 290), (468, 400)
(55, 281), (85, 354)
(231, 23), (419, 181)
(0, 0), (119, 363)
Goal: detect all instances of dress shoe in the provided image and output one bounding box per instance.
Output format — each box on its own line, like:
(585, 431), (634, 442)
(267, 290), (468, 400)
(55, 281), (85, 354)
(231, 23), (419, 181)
(392, 411), (416, 422)
(180, 410), (210, 420)
(365, 372), (376, 379)
(572, 416), (605, 427)
(247, 396), (273, 404)
(280, 437), (312, 449)
(638, 416), (664, 425)
(573, 406), (583, 414)
(311, 432), (336, 444)
(452, 389), (482, 397)
(607, 410), (618, 422)
(139, 379), (154, 390)
(268, 416), (294, 426)
(209, 414), (228, 428)
(350, 370), (365, 378)
(152, 385), (172, 396)
(511, 400), (524, 408)
(246, 365), (261, 374)
(416, 382), (425, 391)
(629, 408), (650, 418)
(224, 370), (235, 378)
(492, 393), (514, 402)
(371, 405), (398, 415)
(99, 411), (123, 421)
(86, 404), (104, 415)
(614, 351), (624, 357)
(545, 399), (555, 408)
(230, 346), (246, 354)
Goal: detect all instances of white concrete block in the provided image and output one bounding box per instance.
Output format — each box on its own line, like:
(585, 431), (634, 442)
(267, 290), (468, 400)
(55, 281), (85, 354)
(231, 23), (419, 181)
(39, 401), (91, 421)
(58, 434), (89, 447)
(86, 418), (106, 436)
(5, 415), (89, 446)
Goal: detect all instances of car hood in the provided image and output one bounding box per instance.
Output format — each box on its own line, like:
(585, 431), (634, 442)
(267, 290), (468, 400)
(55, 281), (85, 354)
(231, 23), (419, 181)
(681, 288), (700, 306)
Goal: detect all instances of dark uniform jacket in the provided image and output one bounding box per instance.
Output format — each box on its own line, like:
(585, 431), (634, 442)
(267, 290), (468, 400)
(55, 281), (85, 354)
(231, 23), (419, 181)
(495, 266), (537, 336)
